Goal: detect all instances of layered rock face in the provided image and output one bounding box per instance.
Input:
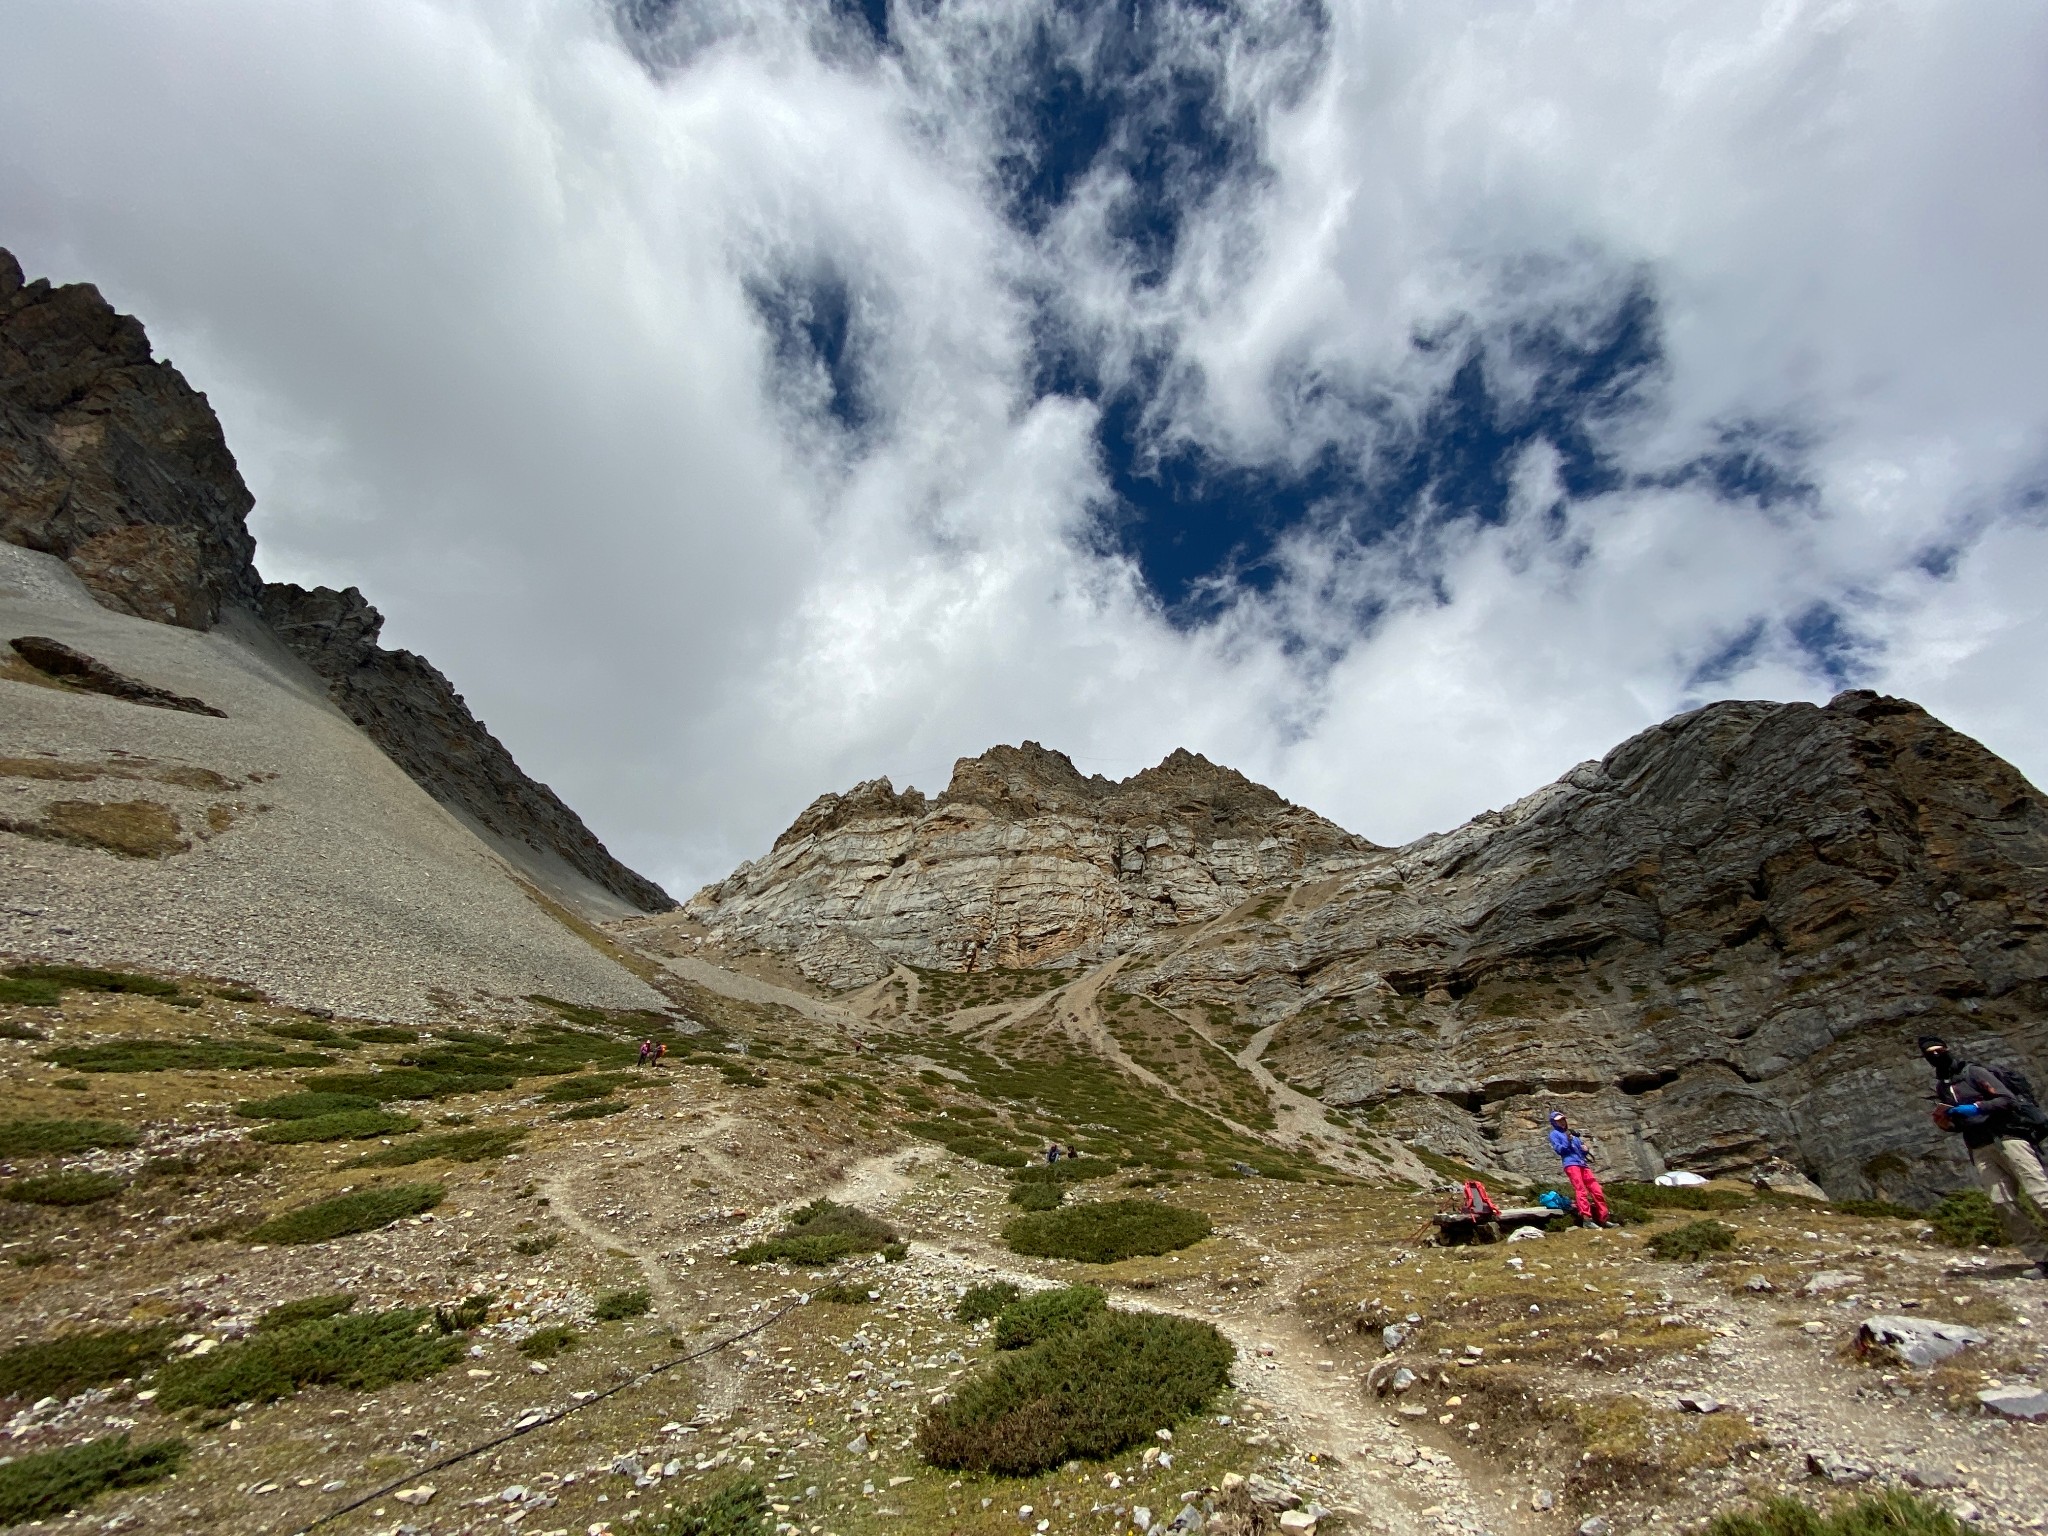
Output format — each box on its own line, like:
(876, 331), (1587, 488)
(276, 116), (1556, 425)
(259, 582), (673, 913)
(0, 248), (673, 915)
(687, 741), (1377, 985)
(703, 694), (2048, 1202)
(0, 250), (257, 627)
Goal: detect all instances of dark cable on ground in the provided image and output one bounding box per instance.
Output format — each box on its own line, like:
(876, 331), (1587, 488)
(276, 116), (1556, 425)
(288, 1297), (803, 1535)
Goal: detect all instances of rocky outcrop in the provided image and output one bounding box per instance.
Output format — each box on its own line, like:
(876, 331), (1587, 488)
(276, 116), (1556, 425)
(0, 247), (672, 915)
(0, 250), (257, 626)
(687, 741), (1377, 985)
(1127, 692), (2048, 1203)
(258, 582), (674, 914)
(700, 694), (2048, 1202)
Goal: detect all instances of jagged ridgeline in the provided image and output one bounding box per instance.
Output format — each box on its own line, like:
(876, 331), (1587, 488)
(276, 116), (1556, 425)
(688, 701), (2048, 1206)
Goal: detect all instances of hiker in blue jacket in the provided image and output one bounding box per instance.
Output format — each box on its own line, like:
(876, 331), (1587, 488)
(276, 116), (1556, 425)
(1548, 1111), (1613, 1227)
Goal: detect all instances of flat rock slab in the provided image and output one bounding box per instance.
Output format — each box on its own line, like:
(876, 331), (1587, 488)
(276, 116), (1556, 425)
(1977, 1386), (2048, 1420)
(1856, 1314), (1985, 1368)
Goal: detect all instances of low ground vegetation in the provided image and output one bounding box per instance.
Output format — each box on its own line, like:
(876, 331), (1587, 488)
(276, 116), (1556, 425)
(0, 1116), (139, 1155)
(1707, 1491), (1981, 1536)
(991, 1284), (1105, 1349)
(518, 1325), (580, 1359)
(1646, 1219), (1739, 1261)
(245, 1181), (443, 1244)
(919, 1309), (1234, 1475)
(652, 1477), (770, 1536)
(154, 1305), (462, 1409)
(4, 1169), (127, 1205)
(0, 1325), (177, 1401)
(732, 1200), (903, 1266)
(1003, 1198), (1212, 1263)
(345, 1127), (525, 1167)
(593, 1287), (653, 1321)
(0, 1434), (187, 1526)
(954, 1281), (1021, 1322)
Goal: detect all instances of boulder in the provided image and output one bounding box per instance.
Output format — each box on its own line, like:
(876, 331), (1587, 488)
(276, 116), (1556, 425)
(1977, 1385), (2048, 1420)
(1855, 1315), (1985, 1369)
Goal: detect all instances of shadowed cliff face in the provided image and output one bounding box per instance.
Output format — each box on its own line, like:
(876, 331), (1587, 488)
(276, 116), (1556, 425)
(690, 741), (1378, 984)
(0, 247), (673, 915)
(696, 694), (2048, 1202)
(0, 250), (258, 627)
(257, 582), (675, 914)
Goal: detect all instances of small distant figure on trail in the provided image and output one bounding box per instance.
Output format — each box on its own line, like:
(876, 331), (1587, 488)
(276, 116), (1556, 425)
(655, 1040), (668, 1067)
(1548, 1111), (1613, 1228)
(637, 1039), (653, 1068)
(1920, 1034), (2048, 1277)
(1045, 1143), (1061, 1165)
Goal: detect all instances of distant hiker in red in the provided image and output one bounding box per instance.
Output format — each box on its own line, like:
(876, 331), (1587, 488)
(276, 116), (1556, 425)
(637, 1039), (653, 1067)
(1549, 1111), (1613, 1227)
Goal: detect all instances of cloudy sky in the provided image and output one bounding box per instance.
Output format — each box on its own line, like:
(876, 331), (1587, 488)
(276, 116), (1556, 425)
(6, 0), (2047, 896)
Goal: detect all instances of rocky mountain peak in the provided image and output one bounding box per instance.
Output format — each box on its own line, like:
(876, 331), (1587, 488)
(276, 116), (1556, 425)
(691, 742), (1376, 985)
(1, 249), (259, 627)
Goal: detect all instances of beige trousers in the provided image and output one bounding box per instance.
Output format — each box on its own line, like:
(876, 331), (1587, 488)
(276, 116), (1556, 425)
(1969, 1137), (2048, 1265)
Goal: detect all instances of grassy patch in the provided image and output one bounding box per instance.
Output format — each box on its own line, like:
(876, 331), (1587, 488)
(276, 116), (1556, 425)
(298, 1068), (515, 1100)
(1708, 1491), (1981, 1536)
(552, 1099), (628, 1121)
(1010, 1158), (1120, 1185)
(653, 1478), (770, 1536)
(6, 963), (180, 997)
(237, 1091), (380, 1119)
(540, 1072), (636, 1103)
(249, 1108), (420, 1144)
(348, 1026), (418, 1043)
(1003, 1200), (1212, 1264)
(993, 1285), (1105, 1349)
(4, 1170), (126, 1205)
(1647, 1219), (1739, 1261)
(518, 1325), (580, 1359)
(0, 1326), (177, 1400)
(513, 1233), (561, 1256)
(246, 1182), (443, 1244)
(0, 977), (62, 1007)
(0, 1019), (48, 1039)
(344, 1127), (525, 1167)
(594, 1288), (652, 1321)
(257, 1294), (356, 1331)
(1010, 1182), (1064, 1211)
(1929, 1189), (2004, 1248)
(1610, 1180), (1752, 1212)
(45, 1038), (329, 1073)
(918, 1309), (1233, 1475)
(0, 1434), (187, 1526)
(955, 1282), (1022, 1323)
(0, 1117), (140, 1156)
(154, 1307), (461, 1409)
(257, 1020), (349, 1045)
(811, 1282), (877, 1306)
(731, 1200), (902, 1267)
(1835, 1198), (1925, 1221)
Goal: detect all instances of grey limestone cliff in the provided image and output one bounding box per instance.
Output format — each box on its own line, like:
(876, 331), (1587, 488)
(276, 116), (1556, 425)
(697, 693), (2048, 1203)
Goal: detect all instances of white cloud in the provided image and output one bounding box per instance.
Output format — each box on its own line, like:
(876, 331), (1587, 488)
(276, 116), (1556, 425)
(4, 0), (2046, 891)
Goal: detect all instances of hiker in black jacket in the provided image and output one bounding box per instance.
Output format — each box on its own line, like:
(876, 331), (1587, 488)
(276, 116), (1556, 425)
(1920, 1034), (2048, 1277)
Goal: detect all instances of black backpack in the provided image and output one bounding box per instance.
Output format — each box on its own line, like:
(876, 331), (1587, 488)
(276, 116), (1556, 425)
(1983, 1062), (2048, 1144)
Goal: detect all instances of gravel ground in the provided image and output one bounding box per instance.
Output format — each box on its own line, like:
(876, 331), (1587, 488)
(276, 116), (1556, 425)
(0, 544), (663, 1021)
